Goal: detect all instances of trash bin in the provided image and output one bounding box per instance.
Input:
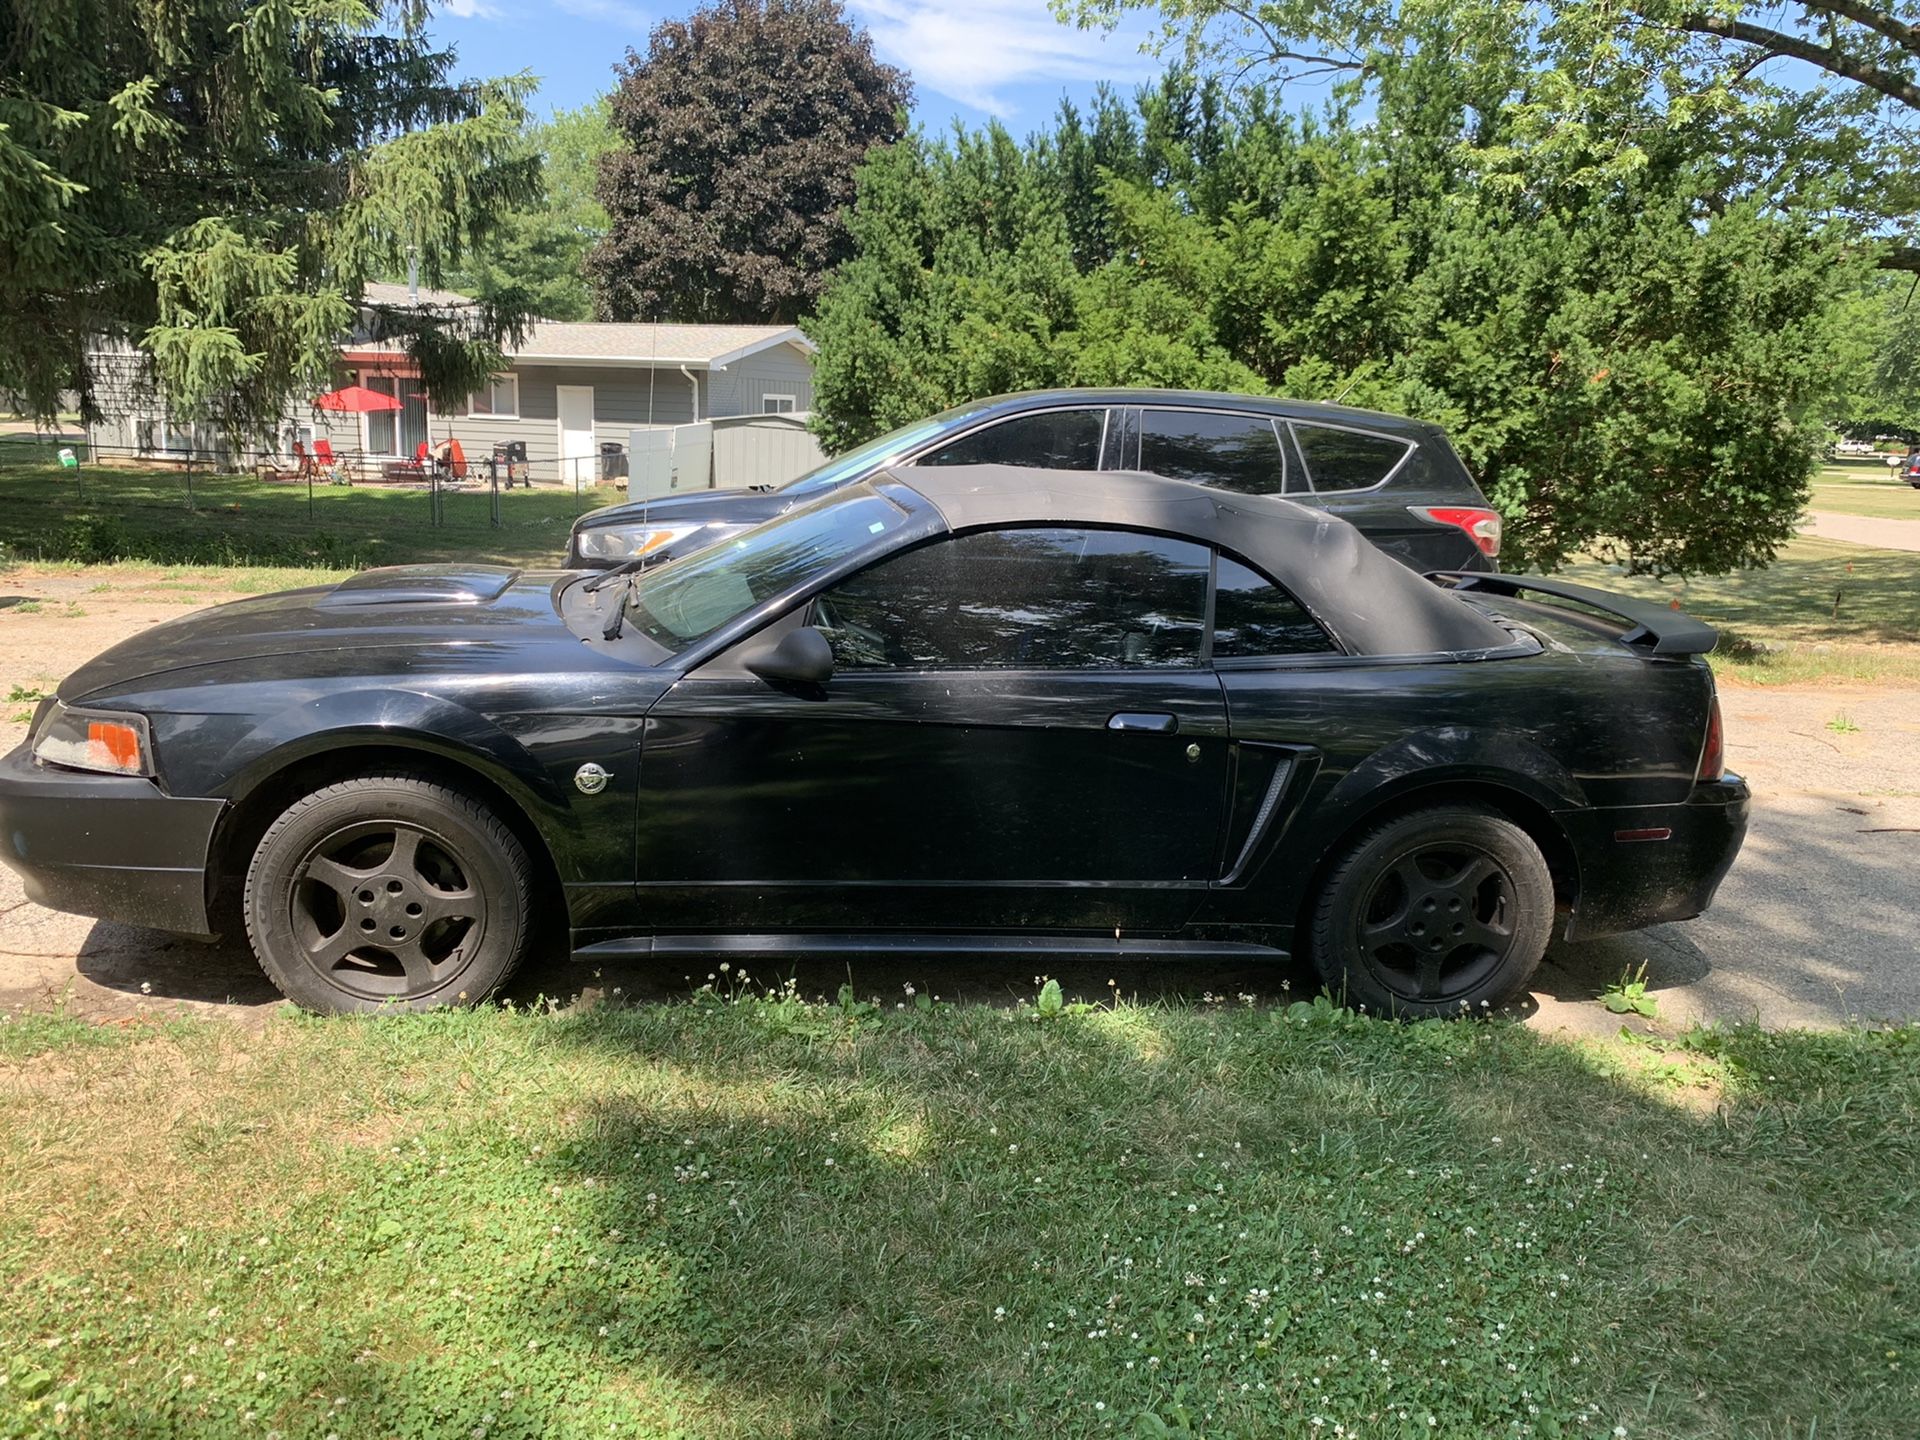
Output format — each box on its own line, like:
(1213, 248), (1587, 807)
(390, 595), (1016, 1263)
(599, 441), (628, 481)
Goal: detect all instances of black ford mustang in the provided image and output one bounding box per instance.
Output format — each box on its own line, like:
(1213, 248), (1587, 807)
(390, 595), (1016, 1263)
(0, 466), (1747, 1016)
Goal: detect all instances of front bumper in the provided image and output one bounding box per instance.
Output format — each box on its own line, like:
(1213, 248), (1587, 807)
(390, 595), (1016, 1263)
(0, 742), (226, 937)
(1557, 775), (1751, 941)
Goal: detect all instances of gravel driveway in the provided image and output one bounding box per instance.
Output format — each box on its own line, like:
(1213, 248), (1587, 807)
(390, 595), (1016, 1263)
(1, 572), (1914, 1033)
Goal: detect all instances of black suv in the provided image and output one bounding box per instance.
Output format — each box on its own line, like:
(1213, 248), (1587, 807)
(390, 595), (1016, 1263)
(566, 389), (1503, 573)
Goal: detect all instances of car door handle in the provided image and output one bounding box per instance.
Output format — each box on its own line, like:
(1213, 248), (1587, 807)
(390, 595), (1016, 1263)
(1107, 711), (1178, 733)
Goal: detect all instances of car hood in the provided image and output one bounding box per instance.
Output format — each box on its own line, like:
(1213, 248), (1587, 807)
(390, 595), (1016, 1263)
(573, 486), (792, 535)
(60, 565), (584, 701)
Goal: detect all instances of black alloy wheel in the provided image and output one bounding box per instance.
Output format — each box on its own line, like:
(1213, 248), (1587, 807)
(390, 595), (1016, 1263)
(244, 774), (533, 1014)
(1308, 806), (1553, 1018)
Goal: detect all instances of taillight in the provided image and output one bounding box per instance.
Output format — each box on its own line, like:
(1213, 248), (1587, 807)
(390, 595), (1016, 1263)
(1697, 692), (1725, 782)
(1409, 505), (1503, 558)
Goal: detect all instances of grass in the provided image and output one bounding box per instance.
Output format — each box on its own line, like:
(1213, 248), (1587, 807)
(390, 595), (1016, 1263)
(1, 990), (1915, 1439)
(1561, 536), (1920, 685)
(0, 450), (615, 570)
(1808, 462), (1920, 521)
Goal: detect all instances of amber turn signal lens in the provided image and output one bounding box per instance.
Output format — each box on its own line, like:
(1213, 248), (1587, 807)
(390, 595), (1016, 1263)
(87, 720), (143, 773)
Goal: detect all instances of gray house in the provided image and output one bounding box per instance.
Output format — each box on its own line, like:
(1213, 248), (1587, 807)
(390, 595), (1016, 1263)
(332, 311), (820, 485)
(87, 283), (823, 489)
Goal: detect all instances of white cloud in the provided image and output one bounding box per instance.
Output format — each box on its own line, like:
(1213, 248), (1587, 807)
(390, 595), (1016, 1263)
(848, 0), (1150, 116)
(440, 0), (499, 18)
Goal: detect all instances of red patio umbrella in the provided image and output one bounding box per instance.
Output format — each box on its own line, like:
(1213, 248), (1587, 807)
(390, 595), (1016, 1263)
(312, 383), (402, 413)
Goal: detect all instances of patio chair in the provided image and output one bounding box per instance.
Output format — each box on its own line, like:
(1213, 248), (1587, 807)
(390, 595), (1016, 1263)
(311, 437), (352, 485)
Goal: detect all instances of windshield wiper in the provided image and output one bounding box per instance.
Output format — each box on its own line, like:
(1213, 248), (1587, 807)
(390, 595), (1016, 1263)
(600, 576), (633, 640)
(584, 555), (650, 593)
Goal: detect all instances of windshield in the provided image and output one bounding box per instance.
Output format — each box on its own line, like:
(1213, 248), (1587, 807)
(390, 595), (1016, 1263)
(626, 483), (915, 651)
(776, 402), (1000, 498)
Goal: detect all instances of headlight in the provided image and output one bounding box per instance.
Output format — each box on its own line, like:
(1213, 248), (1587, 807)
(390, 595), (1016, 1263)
(574, 524), (699, 562)
(31, 703), (153, 777)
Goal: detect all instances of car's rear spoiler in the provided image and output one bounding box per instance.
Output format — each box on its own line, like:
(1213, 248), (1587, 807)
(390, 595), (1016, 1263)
(1431, 572), (1719, 657)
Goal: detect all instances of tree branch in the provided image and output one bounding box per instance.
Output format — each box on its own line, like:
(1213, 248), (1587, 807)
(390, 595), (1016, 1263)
(1217, 3), (1368, 76)
(1678, 11), (1920, 110)
(1799, 0), (1920, 63)
(1880, 242), (1920, 271)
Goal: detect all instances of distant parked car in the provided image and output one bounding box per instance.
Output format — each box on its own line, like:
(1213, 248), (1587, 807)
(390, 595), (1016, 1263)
(1831, 439), (1877, 457)
(567, 389), (1504, 575)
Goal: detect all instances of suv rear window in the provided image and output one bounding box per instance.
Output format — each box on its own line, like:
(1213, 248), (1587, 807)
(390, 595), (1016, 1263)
(1291, 424), (1412, 493)
(1139, 410), (1285, 495)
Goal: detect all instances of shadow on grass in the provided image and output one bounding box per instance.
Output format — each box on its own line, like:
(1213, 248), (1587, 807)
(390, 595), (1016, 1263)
(1562, 539), (1920, 645)
(5, 1000), (1915, 1439)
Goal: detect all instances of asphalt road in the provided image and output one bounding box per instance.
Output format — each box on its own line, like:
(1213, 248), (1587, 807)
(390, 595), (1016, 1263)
(0, 586), (1914, 1033)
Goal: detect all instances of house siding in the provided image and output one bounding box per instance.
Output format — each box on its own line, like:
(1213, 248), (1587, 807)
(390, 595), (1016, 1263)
(81, 336), (816, 479)
(708, 345), (815, 416)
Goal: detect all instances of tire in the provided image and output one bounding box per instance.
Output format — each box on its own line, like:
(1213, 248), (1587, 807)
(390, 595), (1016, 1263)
(1306, 806), (1553, 1019)
(243, 773), (534, 1014)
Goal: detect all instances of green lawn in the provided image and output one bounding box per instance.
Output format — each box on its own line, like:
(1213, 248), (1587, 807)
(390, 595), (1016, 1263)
(1561, 536), (1920, 683)
(0, 449), (610, 570)
(1, 996), (1914, 1440)
(1809, 460), (1920, 521)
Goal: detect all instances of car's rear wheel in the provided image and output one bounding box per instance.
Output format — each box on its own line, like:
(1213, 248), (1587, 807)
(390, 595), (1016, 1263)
(243, 774), (533, 1014)
(1307, 806), (1553, 1018)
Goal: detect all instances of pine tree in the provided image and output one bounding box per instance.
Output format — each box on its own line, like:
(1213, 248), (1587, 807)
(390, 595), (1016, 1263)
(0, 0), (540, 431)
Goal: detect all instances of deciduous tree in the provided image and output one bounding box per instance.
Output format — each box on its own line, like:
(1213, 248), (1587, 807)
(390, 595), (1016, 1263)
(449, 101), (616, 322)
(588, 0), (911, 325)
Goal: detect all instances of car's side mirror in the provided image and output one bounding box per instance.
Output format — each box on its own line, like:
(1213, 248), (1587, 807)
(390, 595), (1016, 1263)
(741, 624), (835, 686)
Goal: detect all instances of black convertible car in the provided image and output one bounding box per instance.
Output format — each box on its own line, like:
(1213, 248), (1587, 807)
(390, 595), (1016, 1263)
(568, 388), (1505, 575)
(0, 466), (1747, 1016)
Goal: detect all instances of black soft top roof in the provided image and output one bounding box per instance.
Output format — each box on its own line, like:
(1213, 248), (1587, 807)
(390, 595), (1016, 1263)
(879, 464), (1513, 658)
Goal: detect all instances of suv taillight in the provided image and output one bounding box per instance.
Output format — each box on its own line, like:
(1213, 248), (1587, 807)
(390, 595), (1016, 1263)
(1697, 693), (1725, 782)
(1410, 505), (1502, 558)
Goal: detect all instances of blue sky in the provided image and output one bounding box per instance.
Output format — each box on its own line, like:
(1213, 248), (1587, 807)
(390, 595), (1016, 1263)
(429, 0), (1164, 132)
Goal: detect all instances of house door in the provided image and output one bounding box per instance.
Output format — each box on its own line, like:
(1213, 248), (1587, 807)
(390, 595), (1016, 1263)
(556, 385), (596, 486)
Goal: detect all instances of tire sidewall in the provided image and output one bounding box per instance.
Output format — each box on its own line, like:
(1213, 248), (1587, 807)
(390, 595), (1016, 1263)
(244, 779), (529, 1014)
(1310, 808), (1553, 1019)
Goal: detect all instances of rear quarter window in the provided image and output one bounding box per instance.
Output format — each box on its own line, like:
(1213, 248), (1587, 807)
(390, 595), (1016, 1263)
(1292, 423), (1414, 493)
(1212, 555), (1337, 658)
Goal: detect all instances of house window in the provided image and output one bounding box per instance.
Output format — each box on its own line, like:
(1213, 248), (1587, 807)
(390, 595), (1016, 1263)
(762, 393), (797, 415)
(469, 375), (519, 418)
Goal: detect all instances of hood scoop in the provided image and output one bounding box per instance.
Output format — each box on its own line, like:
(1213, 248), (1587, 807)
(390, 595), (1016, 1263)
(316, 565), (521, 609)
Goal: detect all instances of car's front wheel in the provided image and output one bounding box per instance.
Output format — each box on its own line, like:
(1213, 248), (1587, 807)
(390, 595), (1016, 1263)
(243, 774), (534, 1014)
(1307, 805), (1553, 1019)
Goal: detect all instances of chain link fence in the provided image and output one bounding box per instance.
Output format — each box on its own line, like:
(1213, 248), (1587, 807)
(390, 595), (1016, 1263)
(0, 434), (630, 570)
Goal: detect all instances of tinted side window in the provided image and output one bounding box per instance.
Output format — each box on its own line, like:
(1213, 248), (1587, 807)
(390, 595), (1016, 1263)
(1138, 410), (1284, 495)
(1212, 556), (1336, 658)
(917, 410), (1105, 469)
(1292, 424), (1413, 492)
(815, 527), (1208, 670)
